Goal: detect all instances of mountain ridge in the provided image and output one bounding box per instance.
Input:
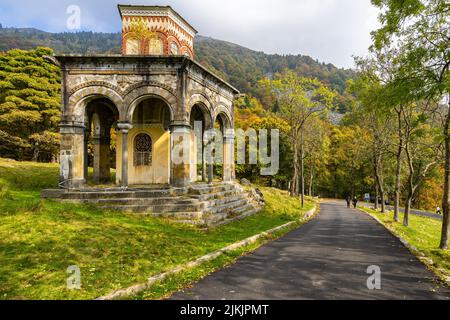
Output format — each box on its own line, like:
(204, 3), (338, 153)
(0, 27), (355, 106)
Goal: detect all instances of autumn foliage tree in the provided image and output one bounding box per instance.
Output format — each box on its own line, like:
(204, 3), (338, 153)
(261, 70), (336, 207)
(371, 0), (450, 248)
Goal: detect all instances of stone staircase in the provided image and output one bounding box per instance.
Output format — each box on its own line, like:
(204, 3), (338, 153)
(42, 182), (262, 227)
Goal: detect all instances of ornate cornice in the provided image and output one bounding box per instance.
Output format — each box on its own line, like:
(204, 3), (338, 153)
(118, 5), (198, 38)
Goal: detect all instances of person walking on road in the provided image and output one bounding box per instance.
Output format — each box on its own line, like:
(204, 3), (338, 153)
(346, 196), (351, 208)
(352, 196), (358, 209)
(436, 206), (441, 215)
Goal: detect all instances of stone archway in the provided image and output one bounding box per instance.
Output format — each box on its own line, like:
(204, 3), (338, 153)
(189, 101), (213, 183)
(68, 84), (124, 123)
(123, 84), (177, 123)
(59, 86), (123, 188)
(213, 106), (235, 183)
(84, 98), (119, 185)
(213, 105), (233, 130)
(118, 96), (172, 185)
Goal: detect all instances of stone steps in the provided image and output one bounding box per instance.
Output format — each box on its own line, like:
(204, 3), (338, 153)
(206, 204), (258, 226)
(99, 203), (203, 213)
(205, 198), (250, 215)
(190, 189), (240, 201)
(99, 195), (251, 214)
(201, 193), (249, 208)
(48, 188), (187, 200)
(137, 211), (204, 220)
(166, 204), (258, 227)
(72, 196), (198, 206)
(42, 182), (262, 226)
(212, 207), (260, 227)
(189, 184), (235, 195)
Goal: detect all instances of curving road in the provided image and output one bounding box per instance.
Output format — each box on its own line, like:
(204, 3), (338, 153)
(170, 200), (449, 300)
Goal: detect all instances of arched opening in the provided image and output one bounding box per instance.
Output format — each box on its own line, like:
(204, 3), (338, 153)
(125, 37), (140, 55)
(189, 103), (212, 182)
(84, 98), (119, 185)
(210, 111), (234, 183)
(170, 41), (179, 55)
(212, 113), (227, 182)
(124, 97), (171, 185)
(148, 38), (164, 55)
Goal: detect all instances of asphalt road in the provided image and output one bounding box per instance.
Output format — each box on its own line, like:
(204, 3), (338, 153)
(390, 206), (442, 220)
(171, 201), (450, 300)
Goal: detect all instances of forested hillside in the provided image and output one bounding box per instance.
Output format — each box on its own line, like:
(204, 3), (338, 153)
(195, 36), (354, 97)
(0, 28), (121, 54)
(0, 27), (354, 101)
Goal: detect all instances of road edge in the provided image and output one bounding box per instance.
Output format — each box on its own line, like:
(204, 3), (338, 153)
(96, 205), (318, 300)
(358, 207), (450, 286)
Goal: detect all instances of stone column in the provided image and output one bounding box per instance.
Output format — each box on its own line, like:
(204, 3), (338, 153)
(203, 128), (214, 184)
(117, 122), (133, 188)
(223, 131), (235, 182)
(83, 125), (89, 182)
(202, 144), (207, 182)
(59, 122), (85, 189)
(93, 135), (111, 184)
(170, 123), (191, 188)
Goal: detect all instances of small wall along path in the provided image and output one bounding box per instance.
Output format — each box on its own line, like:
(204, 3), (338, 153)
(96, 206), (318, 300)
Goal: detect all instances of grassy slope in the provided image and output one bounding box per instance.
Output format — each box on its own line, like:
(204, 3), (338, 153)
(0, 158), (314, 300)
(359, 207), (450, 281)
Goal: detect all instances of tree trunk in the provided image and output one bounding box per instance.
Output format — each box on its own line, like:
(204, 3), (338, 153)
(374, 181), (379, 210)
(377, 157), (386, 213)
(394, 157), (402, 221)
(404, 119), (414, 228)
(373, 156), (385, 212)
(308, 161), (314, 197)
(440, 98), (450, 249)
(291, 138), (298, 197)
(300, 129), (305, 208)
(404, 191), (412, 227)
(403, 135), (419, 228)
(296, 160), (300, 196)
(380, 186), (386, 213)
(394, 106), (403, 222)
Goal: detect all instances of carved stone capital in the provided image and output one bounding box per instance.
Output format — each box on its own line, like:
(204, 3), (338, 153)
(117, 122), (133, 133)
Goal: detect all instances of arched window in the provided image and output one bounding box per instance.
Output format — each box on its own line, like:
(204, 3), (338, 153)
(134, 133), (152, 166)
(126, 38), (140, 55)
(183, 50), (191, 58)
(170, 42), (179, 55)
(149, 38), (164, 55)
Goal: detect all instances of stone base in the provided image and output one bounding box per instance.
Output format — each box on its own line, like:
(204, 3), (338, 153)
(41, 182), (261, 227)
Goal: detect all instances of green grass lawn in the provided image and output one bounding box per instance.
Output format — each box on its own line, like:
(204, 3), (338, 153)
(359, 207), (450, 282)
(0, 158), (315, 300)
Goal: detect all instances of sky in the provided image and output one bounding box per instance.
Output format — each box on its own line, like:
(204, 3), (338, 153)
(0, 0), (380, 68)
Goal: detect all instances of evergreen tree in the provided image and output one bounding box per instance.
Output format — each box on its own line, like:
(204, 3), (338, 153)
(0, 47), (61, 161)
